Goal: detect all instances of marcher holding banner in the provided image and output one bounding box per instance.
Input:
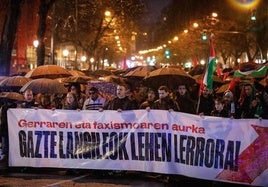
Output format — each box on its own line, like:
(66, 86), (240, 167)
(174, 84), (196, 114)
(210, 97), (229, 117)
(62, 92), (79, 110)
(151, 85), (179, 112)
(18, 89), (38, 108)
(7, 108), (268, 186)
(103, 83), (135, 112)
(82, 87), (106, 110)
(139, 88), (157, 109)
(197, 85), (214, 116)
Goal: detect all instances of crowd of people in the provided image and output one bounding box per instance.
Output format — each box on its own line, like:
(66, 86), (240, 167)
(0, 77), (268, 172)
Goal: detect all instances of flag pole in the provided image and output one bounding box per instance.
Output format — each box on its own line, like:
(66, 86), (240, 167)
(196, 76), (203, 114)
(196, 32), (216, 114)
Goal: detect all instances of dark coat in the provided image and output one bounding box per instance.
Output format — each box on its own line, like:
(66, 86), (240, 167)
(152, 97), (180, 111)
(197, 94), (214, 115)
(104, 96), (133, 110)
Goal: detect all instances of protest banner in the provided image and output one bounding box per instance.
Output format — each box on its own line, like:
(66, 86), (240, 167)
(7, 109), (268, 186)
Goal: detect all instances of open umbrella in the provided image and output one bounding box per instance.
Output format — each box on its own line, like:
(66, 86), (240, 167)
(0, 92), (24, 102)
(98, 75), (126, 85)
(91, 69), (113, 77)
(124, 69), (150, 78)
(63, 75), (93, 84)
(193, 74), (223, 84)
(25, 65), (71, 79)
(143, 67), (196, 90)
(188, 64), (205, 76)
(68, 70), (86, 77)
(20, 78), (68, 94)
(0, 76), (31, 87)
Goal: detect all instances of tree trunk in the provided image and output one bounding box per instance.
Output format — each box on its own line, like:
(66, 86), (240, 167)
(0, 0), (24, 76)
(36, 0), (55, 66)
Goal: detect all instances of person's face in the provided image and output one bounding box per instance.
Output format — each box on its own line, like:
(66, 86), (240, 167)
(66, 93), (75, 104)
(202, 87), (210, 97)
(244, 85), (252, 96)
(223, 94), (232, 103)
(147, 91), (156, 101)
(215, 100), (223, 111)
(89, 91), (98, 100)
(24, 90), (33, 102)
(178, 85), (187, 95)
(117, 85), (127, 99)
(158, 89), (169, 99)
(70, 86), (77, 94)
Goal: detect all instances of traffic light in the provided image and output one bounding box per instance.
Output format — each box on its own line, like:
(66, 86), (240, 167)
(164, 49), (170, 59)
(201, 31), (207, 41)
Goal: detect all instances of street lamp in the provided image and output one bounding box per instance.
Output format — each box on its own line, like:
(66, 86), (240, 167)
(90, 57), (94, 70)
(33, 40), (39, 48)
(62, 49), (69, 68)
(104, 10), (111, 17)
(81, 56), (86, 62)
(32, 40), (39, 69)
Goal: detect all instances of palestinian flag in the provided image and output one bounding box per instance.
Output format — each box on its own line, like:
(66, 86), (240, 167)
(202, 33), (217, 90)
(234, 64), (268, 78)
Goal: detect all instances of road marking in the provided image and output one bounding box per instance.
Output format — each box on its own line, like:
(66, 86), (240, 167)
(43, 174), (90, 187)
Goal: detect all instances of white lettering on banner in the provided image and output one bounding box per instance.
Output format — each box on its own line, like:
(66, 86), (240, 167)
(7, 109), (268, 186)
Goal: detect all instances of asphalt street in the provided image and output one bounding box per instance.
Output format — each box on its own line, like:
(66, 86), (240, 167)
(0, 165), (251, 187)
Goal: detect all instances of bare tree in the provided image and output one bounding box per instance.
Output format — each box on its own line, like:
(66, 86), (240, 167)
(36, 0), (56, 66)
(0, 0), (24, 76)
(52, 0), (144, 69)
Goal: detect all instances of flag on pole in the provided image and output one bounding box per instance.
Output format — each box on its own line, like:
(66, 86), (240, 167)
(202, 33), (217, 90)
(192, 56), (198, 67)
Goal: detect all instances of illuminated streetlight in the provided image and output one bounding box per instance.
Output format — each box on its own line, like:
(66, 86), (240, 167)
(200, 60), (205, 65)
(81, 56), (87, 62)
(89, 57), (95, 70)
(212, 12), (218, 18)
(62, 49), (69, 57)
(104, 10), (111, 17)
(193, 22), (199, 28)
(90, 57), (94, 63)
(33, 40), (39, 48)
(183, 29), (188, 34)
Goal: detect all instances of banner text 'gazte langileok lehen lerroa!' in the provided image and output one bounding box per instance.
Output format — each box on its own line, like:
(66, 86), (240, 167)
(8, 109), (268, 186)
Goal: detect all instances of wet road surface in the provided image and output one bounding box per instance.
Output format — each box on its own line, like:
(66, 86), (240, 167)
(0, 165), (250, 187)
